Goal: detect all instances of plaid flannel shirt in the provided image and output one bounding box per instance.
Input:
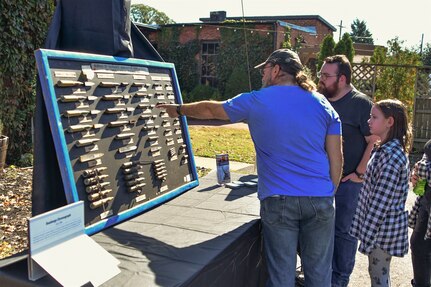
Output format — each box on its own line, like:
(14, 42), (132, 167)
(350, 139), (409, 257)
(408, 154), (431, 240)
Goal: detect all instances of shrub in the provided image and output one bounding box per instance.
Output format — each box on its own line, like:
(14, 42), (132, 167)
(223, 66), (252, 100)
(187, 85), (221, 102)
(17, 153), (33, 167)
(0, 1), (54, 163)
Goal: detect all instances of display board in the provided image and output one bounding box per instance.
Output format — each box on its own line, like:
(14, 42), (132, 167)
(35, 49), (199, 234)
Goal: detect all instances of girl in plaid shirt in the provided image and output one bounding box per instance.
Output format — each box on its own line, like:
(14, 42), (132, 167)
(350, 99), (411, 287)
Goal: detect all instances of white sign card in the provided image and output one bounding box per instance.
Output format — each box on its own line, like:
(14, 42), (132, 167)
(28, 201), (120, 286)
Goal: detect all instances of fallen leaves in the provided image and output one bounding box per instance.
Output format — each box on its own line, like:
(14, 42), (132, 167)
(0, 166), (32, 259)
(0, 165), (209, 260)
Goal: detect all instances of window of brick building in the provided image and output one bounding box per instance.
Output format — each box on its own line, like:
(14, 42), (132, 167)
(201, 42), (219, 87)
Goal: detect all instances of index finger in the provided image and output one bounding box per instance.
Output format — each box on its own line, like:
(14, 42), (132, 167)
(155, 103), (168, 108)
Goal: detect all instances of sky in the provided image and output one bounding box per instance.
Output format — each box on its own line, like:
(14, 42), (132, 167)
(132, 0), (431, 50)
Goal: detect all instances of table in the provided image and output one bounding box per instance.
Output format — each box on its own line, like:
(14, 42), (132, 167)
(0, 171), (266, 287)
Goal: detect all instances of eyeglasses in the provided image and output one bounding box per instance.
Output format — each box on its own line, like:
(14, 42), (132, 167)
(317, 71), (340, 80)
(259, 64), (273, 76)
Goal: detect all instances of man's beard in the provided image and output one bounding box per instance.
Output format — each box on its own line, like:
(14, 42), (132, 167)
(317, 81), (338, 99)
(262, 77), (274, 88)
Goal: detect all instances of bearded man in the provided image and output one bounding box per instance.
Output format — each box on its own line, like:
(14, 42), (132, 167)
(318, 55), (378, 287)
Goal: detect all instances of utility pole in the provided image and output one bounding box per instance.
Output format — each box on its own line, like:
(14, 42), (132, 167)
(420, 33), (424, 56)
(337, 20), (345, 41)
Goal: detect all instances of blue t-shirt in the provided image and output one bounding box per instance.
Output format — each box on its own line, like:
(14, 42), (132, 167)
(222, 85), (341, 200)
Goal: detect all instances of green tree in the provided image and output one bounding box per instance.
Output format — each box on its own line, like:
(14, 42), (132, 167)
(334, 33), (355, 62)
(421, 43), (431, 66)
(350, 19), (374, 44)
(341, 33), (355, 63)
(292, 34), (304, 52)
(317, 34), (335, 70)
(370, 46), (387, 64)
(224, 66), (250, 99)
(281, 27), (292, 49)
(131, 4), (175, 24)
(372, 37), (421, 111)
(334, 39), (346, 55)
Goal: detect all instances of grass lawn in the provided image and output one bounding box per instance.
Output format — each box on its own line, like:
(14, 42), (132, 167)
(188, 126), (255, 164)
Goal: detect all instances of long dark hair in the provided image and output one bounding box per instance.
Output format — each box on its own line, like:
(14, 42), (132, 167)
(278, 64), (316, 92)
(375, 99), (412, 153)
(295, 71), (316, 92)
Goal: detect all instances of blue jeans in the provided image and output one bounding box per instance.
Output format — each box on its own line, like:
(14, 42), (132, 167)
(261, 196), (335, 287)
(332, 180), (362, 287)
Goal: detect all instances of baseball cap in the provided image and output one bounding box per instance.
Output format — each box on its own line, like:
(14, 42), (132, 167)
(254, 49), (303, 72)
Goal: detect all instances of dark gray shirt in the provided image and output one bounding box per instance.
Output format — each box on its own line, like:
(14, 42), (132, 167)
(329, 89), (373, 176)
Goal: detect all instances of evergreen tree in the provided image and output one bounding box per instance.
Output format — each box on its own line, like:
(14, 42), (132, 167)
(333, 33), (355, 63)
(341, 33), (355, 63)
(350, 19), (374, 44)
(334, 39), (346, 55)
(317, 35), (335, 70)
(131, 4), (175, 25)
(421, 43), (431, 66)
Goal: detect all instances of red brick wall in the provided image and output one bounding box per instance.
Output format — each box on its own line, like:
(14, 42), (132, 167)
(196, 26), (220, 42)
(284, 19), (333, 44)
(140, 19), (333, 51)
(138, 19), (333, 67)
(178, 26), (197, 44)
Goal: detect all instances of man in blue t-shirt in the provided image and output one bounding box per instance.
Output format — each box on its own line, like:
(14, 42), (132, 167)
(157, 49), (342, 287)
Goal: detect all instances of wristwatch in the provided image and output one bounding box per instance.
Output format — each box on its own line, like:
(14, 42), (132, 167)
(176, 104), (183, 116)
(354, 170), (364, 180)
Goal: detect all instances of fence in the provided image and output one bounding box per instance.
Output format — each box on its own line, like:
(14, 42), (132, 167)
(352, 63), (431, 152)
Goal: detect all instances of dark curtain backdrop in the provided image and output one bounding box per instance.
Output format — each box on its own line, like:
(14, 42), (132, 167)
(32, 0), (163, 215)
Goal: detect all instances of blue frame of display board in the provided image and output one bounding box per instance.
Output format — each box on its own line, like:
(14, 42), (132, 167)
(35, 49), (199, 234)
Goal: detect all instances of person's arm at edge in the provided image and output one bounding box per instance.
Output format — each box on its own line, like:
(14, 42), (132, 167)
(326, 134), (343, 190)
(156, 101), (229, 120)
(341, 134), (379, 182)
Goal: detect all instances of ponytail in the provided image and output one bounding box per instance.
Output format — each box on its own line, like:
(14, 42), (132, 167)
(296, 71), (316, 92)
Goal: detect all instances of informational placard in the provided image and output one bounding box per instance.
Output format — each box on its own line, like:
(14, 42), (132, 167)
(216, 154), (231, 185)
(35, 49), (199, 234)
(28, 201), (120, 286)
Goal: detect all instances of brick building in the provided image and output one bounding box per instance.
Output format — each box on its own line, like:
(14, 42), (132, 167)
(136, 11), (336, 92)
(199, 12), (336, 49)
(352, 43), (383, 62)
